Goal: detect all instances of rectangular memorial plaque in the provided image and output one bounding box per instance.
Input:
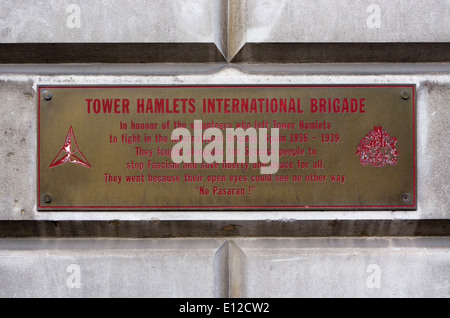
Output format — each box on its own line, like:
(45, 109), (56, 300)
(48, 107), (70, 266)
(38, 85), (416, 210)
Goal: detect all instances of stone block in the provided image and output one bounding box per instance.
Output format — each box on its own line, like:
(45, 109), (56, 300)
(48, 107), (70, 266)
(229, 0), (450, 61)
(0, 0), (227, 62)
(230, 238), (450, 297)
(0, 239), (225, 297)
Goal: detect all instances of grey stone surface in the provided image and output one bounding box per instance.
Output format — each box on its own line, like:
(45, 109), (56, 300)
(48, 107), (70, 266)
(229, 0), (450, 58)
(417, 82), (450, 217)
(0, 1), (228, 61)
(0, 0), (220, 43)
(232, 238), (450, 298)
(0, 80), (36, 220)
(0, 238), (225, 298)
(1, 1), (449, 61)
(245, 0), (450, 42)
(0, 238), (448, 297)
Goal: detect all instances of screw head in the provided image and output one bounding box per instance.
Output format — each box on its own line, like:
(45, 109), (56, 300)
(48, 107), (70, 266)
(402, 193), (410, 203)
(43, 194), (53, 204)
(401, 91), (410, 100)
(42, 90), (53, 101)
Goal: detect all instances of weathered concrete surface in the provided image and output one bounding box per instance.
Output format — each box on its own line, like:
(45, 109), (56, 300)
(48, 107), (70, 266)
(0, 0), (227, 62)
(231, 238), (450, 298)
(229, 0), (450, 59)
(417, 81), (450, 218)
(0, 238), (448, 297)
(243, 0), (450, 42)
(0, 80), (36, 221)
(0, 0), (218, 43)
(0, 238), (225, 298)
(1, 1), (449, 62)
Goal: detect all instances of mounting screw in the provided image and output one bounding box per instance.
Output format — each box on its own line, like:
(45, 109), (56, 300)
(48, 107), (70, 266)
(401, 91), (410, 100)
(402, 193), (410, 203)
(43, 194), (53, 204)
(42, 90), (53, 101)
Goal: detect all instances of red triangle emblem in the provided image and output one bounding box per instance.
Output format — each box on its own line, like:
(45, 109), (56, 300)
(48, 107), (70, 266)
(49, 126), (91, 169)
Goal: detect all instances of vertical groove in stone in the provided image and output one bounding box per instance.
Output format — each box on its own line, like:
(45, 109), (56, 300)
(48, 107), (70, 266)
(213, 240), (230, 298)
(214, 0), (228, 61)
(227, 0), (246, 62)
(228, 241), (246, 298)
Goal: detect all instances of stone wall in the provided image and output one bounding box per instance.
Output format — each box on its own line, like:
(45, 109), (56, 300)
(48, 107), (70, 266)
(0, 0), (449, 298)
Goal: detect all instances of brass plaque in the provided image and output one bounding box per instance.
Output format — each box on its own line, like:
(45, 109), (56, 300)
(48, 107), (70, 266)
(38, 85), (416, 210)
